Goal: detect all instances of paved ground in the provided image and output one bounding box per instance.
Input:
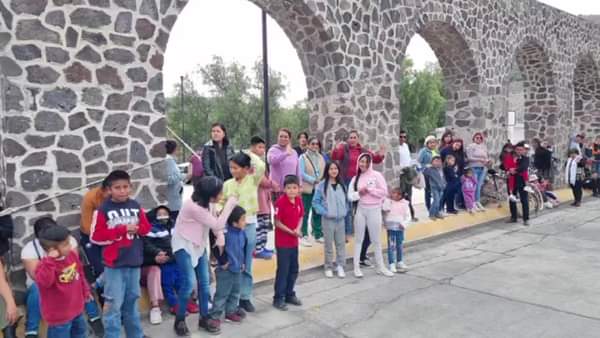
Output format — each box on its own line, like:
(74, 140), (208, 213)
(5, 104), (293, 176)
(144, 198), (600, 338)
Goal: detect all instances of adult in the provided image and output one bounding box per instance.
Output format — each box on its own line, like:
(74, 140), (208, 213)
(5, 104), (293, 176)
(466, 132), (491, 211)
(299, 137), (326, 245)
(331, 130), (385, 266)
(0, 259), (17, 338)
(417, 136), (439, 210)
(509, 142), (530, 225)
(348, 154), (394, 278)
(532, 138), (552, 180)
(202, 123), (235, 181)
(439, 130), (454, 152)
(398, 130), (417, 221)
(166, 140), (188, 220)
(80, 180), (110, 280)
(267, 128), (302, 198)
(294, 132), (309, 156)
(570, 134), (584, 155)
(172, 177), (237, 336)
(188, 146), (204, 186)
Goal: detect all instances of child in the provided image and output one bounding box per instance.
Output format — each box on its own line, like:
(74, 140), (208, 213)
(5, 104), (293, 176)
(221, 152), (264, 313)
(35, 225), (90, 338)
(273, 175), (304, 311)
(209, 206), (248, 324)
(566, 148), (585, 207)
(461, 167), (478, 213)
(443, 154), (460, 214)
(312, 161), (348, 278)
(423, 156), (446, 219)
(250, 136), (277, 260)
(90, 170), (151, 338)
(382, 188), (411, 273)
(500, 143), (518, 202)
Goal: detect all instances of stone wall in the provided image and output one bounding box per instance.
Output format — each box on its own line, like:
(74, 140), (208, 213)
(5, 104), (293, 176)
(1, 0), (600, 290)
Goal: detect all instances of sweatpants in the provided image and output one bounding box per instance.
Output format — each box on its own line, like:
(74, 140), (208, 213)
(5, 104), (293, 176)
(256, 214), (271, 252)
(353, 205), (385, 271)
(322, 218), (346, 270)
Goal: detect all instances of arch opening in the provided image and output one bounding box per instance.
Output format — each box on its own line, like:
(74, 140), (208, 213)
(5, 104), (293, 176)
(573, 54), (600, 137)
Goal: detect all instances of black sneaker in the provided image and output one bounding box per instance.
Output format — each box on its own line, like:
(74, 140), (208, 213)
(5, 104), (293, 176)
(507, 218), (517, 223)
(359, 259), (372, 267)
(174, 319), (190, 337)
(198, 317), (221, 335)
(89, 318), (104, 337)
(239, 299), (256, 313)
(285, 295), (302, 306)
(523, 221), (530, 226)
(273, 299), (288, 311)
(25, 334), (38, 338)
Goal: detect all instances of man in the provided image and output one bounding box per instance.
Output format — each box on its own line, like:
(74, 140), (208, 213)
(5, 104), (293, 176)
(509, 141), (530, 226)
(398, 130), (418, 221)
(166, 140), (188, 220)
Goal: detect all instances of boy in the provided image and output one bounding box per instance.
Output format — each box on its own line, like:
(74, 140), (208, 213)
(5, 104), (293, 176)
(210, 206), (248, 325)
(424, 156), (446, 220)
(91, 170), (151, 338)
(566, 148), (585, 207)
(250, 136), (277, 260)
(35, 225), (90, 338)
(273, 175), (304, 311)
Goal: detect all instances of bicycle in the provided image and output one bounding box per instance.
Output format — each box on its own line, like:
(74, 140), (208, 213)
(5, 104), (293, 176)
(481, 167), (543, 218)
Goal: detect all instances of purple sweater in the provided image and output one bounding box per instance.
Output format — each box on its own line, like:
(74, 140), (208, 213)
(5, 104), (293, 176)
(267, 144), (302, 190)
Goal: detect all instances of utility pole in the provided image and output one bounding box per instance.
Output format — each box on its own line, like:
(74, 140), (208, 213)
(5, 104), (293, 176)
(180, 75), (185, 162)
(262, 10), (270, 148)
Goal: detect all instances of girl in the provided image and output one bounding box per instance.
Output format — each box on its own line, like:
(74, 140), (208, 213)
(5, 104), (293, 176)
(382, 188), (411, 273)
(443, 155), (460, 214)
(348, 154), (394, 278)
(268, 128), (302, 200)
(312, 161), (348, 278)
(461, 167), (478, 213)
(222, 152), (265, 313)
(299, 137), (326, 246)
(172, 177), (237, 336)
(439, 130), (454, 151)
(500, 142), (518, 202)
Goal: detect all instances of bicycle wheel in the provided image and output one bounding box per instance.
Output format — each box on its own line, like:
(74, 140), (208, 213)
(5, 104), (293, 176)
(528, 190), (540, 218)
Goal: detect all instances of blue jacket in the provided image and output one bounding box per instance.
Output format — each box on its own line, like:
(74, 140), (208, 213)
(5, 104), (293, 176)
(216, 225), (247, 273)
(312, 181), (349, 220)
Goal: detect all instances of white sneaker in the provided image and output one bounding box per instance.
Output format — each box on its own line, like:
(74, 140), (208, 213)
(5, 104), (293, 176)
(301, 236), (313, 247)
(354, 268), (363, 278)
(336, 266), (346, 278)
(397, 261), (409, 272)
(508, 194), (518, 202)
(524, 186), (534, 193)
(476, 202), (486, 210)
(149, 307), (162, 325)
(389, 264), (397, 273)
(378, 268), (394, 277)
(324, 269), (334, 278)
(316, 237), (325, 244)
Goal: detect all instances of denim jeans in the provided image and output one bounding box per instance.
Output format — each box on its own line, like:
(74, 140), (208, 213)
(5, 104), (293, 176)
(210, 269), (241, 318)
(47, 313), (87, 338)
(174, 249), (210, 320)
(26, 283), (101, 335)
(387, 230), (404, 265)
(343, 179), (353, 235)
(241, 222), (256, 301)
(160, 261), (181, 307)
(472, 166), (487, 203)
(429, 188), (443, 217)
(102, 267), (143, 338)
(274, 247), (298, 301)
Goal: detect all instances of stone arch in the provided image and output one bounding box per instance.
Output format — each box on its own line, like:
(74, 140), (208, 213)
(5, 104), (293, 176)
(509, 38), (559, 140)
(573, 53), (600, 137)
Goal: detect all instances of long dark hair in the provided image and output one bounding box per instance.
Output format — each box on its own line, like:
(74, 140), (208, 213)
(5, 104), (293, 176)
(353, 154), (372, 192)
(211, 122), (229, 147)
(192, 176), (223, 208)
(322, 161), (345, 197)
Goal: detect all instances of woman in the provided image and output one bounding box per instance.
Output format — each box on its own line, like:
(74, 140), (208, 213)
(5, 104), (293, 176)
(348, 154), (394, 278)
(439, 130), (454, 152)
(294, 132), (309, 156)
(299, 137), (326, 246)
(417, 136), (439, 210)
(466, 132), (490, 211)
(202, 123), (235, 181)
(267, 128), (302, 199)
(172, 177), (237, 336)
(533, 138), (552, 180)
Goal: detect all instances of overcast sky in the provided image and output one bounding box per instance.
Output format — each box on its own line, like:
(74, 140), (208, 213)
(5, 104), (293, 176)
(163, 0), (600, 107)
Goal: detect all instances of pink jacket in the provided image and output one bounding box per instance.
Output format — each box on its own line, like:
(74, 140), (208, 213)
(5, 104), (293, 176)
(348, 154), (388, 207)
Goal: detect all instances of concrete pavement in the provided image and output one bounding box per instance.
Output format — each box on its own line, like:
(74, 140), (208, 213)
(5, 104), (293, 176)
(144, 198), (600, 338)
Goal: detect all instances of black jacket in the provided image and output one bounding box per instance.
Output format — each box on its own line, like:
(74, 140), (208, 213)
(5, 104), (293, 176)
(143, 207), (175, 266)
(202, 140), (235, 180)
(534, 147), (552, 171)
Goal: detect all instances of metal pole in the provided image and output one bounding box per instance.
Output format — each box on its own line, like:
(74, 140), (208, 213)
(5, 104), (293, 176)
(262, 10), (270, 148)
(180, 75), (185, 162)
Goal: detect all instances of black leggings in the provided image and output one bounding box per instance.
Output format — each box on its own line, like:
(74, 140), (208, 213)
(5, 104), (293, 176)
(360, 231), (371, 262)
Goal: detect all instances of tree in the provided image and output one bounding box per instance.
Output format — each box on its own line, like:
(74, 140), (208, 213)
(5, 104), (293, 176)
(399, 58), (447, 147)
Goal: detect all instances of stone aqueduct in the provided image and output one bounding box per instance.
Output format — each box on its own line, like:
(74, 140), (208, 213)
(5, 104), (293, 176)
(0, 0), (600, 285)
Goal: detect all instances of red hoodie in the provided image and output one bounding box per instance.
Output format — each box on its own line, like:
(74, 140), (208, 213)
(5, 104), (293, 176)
(35, 251), (90, 325)
(331, 143), (384, 181)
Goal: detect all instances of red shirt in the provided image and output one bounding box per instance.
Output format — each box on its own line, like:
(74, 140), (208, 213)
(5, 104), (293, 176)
(274, 195), (304, 248)
(35, 251), (90, 325)
(331, 143), (384, 180)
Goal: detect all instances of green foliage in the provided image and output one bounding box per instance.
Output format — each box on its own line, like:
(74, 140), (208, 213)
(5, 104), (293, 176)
(399, 58), (447, 147)
(167, 56), (309, 152)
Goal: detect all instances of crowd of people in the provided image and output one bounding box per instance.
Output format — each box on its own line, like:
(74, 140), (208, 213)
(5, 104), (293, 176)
(0, 123), (599, 338)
